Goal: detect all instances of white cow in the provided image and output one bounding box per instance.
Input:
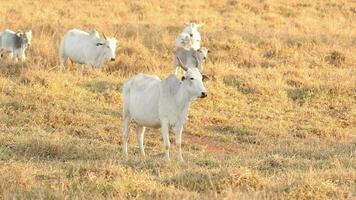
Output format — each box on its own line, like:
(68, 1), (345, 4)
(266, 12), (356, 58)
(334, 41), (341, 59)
(173, 47), (209, 74)
(175, 23), (202, 50)
(59, 29), (117, 69)
(0, 29), (32, 61)
(122, 61), (208, 161)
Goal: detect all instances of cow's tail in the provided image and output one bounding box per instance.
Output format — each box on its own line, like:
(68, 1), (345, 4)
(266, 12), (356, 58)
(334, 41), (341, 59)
(122, 78), (133, 120)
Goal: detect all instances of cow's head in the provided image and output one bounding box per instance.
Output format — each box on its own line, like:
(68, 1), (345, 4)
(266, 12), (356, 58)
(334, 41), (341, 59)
(178, 57), (208, 99)
(25, 30), (32, 47)
(96, 33), (117, 62)
(183, 23), (202, 50)
(196, 47), (209, 63)
(15, 30), (32, 48)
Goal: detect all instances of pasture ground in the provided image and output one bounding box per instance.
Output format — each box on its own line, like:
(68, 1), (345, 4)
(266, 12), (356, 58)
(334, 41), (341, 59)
(0, 0), (355, 199)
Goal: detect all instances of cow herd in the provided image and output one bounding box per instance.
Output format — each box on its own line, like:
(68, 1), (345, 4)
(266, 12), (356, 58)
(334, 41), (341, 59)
(0, 23), (209, 161)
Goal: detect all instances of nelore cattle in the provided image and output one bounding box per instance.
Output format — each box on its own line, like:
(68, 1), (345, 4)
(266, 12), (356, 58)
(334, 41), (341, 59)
(121, 62), (208, 161)
(0, 29), (32, 61)
(175, 23), (202, 50)
(173, 46), (209, 74)
(59, 29), (117, 69)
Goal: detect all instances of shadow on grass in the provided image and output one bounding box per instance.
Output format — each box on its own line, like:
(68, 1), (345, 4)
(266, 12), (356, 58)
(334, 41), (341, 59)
(223, 75), (256, 94)
(81, 80), (122, 94)
(0, 134), (121, 161)
(0, 60), (28, 77)
(164, 168), (265, 193)
(206, 125), (261, 145)
(286, 87), (315, 105)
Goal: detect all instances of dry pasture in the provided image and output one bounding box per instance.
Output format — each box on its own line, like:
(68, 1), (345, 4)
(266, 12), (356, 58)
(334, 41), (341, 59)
(0, 0), (355, 199)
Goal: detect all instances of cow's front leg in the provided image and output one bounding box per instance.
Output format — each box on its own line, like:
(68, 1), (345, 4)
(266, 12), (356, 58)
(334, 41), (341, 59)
(161, 120), (170, 160)
(136, 125), (146, 157)
(173, 125), (184, 162)
(8, 51), (14, 60)
(20, 54), (26, 61)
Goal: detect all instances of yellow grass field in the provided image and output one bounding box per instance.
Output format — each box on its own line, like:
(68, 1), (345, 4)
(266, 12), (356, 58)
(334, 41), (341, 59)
(0, 0), (355, 199)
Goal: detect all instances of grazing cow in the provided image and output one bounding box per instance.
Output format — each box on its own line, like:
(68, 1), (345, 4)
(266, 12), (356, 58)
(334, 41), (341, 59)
(0, 29), (32, 61)
(173, 47), (209, 74)
(175, 23), (202, 50)
(59, 29), (117, 69)
(122, 62), (208, 161)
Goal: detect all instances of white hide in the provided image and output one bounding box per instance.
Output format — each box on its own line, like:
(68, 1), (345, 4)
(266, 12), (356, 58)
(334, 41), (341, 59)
(122, 68), (208, 161)
(173, 47), (209, 74)
(59, 29), (117, 68)
(175, 23), (202, 50)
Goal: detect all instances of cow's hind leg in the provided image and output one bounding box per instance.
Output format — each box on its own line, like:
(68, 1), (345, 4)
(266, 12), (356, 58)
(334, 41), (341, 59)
(8, 51), (14, 60)
(122, 85), (131, 159)
(122, 115), (130, 159)
(136, 125), (146, 157)
(161, 120), (170, 161)
(59, 54), (68, 71)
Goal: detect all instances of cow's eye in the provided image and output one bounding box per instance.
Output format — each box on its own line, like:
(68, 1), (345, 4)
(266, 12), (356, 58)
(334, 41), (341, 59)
(190, 77), (194, 80)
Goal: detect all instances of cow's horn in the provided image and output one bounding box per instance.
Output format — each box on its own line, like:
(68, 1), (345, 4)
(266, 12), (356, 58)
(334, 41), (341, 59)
(177, 57), (188, 71)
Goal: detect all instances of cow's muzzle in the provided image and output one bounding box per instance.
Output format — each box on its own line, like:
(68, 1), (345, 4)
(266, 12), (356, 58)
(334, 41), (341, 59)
(200, 92), (207, 98)
(111, 58), (115, 61)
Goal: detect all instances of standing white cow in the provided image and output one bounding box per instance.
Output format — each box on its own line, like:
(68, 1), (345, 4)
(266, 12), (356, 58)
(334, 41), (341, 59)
(0, 29), (32, 61)
(59, 29), (117, 69)
(173, 47), (209, 74)
(122, 61), (208, 161)
(175, 23), (202, 50)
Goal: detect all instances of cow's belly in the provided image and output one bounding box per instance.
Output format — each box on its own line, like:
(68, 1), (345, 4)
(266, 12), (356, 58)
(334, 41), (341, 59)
(132, 117), (161, 128)
(66, 51), (87, 64)
(64, 42), (92, 65)
(130, 104), (161, 128)
(0, 46), (13, 52)
(129, 91), (161, 128)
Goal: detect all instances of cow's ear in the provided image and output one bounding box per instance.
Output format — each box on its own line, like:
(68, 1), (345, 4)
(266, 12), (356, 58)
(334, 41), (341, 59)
(202, 74), (209, 81)
(181, 76), (186, 81)
(96, 43), (104, 46)
(196, 23), (204, 28)
(26, 30), (32, 37)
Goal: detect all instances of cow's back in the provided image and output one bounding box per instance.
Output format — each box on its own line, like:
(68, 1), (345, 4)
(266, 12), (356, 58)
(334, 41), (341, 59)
(61, 29), (96, 64)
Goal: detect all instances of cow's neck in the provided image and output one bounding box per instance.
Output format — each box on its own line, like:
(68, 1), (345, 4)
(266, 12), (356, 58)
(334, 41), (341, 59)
(174, 82), (193, 112)
(95, 48), (106, 67)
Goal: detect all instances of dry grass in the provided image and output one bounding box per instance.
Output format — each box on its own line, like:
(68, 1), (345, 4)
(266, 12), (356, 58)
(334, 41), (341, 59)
(0, 0), (355, 199)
